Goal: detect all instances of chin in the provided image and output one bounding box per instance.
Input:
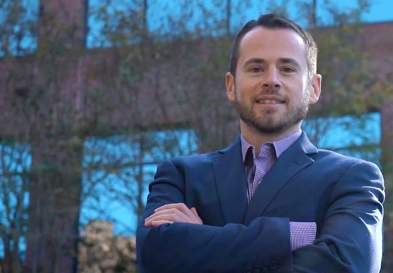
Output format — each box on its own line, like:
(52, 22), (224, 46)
(258, 124), (285, 134)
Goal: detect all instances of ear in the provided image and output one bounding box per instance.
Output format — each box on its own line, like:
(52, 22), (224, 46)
(225, 72), (236, 102)
(308, 74), (322, 104)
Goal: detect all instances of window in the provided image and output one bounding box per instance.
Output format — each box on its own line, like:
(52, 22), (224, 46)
(0, 142), (30, 258)
(80, 129), (197, 234)
(303, 112), (381, 164)
(0, 0), (38, 57)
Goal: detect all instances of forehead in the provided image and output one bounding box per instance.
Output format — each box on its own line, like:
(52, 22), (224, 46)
(238, 26), (307, 66)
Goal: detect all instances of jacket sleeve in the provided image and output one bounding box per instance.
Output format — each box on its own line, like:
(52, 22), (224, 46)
(136, 160), (292, 273)
(291, 161), (385, 273)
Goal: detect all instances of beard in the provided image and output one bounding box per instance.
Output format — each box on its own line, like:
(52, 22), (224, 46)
(233, 90), (310, 134)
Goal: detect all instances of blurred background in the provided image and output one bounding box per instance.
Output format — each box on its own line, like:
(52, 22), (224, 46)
(0, 0), (392, 272)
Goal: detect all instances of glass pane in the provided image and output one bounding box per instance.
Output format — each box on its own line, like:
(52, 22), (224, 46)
(303, 112), (381, 164)
(0, 0), (38, 56)
(80, 129), (197, 234)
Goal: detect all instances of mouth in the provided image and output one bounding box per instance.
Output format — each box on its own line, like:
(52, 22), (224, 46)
(255, 99), (285, 104)
(255, 96), (286, 105)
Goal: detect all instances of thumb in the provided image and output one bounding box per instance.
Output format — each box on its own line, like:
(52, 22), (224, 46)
(191, 207), (199, 216)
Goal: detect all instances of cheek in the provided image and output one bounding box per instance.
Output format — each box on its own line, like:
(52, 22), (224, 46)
(236, 79), (259, 98)
(286, 79), (307, 97)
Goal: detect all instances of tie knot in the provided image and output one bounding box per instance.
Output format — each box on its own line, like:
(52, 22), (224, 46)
(258, 143), (276, 160)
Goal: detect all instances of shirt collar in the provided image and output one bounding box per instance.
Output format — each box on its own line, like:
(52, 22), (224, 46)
(241, 129), (302, 162)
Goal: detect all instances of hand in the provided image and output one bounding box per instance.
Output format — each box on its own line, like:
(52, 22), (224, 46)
(144, 203), (203, 227)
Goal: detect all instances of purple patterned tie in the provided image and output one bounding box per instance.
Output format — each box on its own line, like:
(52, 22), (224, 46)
(246, 143), (276, 202)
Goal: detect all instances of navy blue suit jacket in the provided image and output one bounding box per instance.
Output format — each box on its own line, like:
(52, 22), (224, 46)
(137, 133), (384, 273)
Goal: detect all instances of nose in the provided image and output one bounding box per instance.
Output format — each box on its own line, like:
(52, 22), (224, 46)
(262, 67), (281, 89)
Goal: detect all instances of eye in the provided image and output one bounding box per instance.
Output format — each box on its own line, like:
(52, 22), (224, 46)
(280, 66), (297, 73)
(247, 65), (264, 73)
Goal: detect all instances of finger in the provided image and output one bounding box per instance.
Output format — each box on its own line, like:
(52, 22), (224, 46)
(145, 210), (187, 224)
(191, 207), (199, 217)
(146, 205), (202, 225)
(154, 203), (187, 212)
(151, 220), (173, 226)
(145, 213), (175, 224)
(145, 220), (173, 227)
(190, 208), (202, 224)
(147, 208), (188, 221)
(182, 205), (197, 219)
(158, 203), (195, 219)
(149, 208), (200, 225)
(145, 214), (174, 224)
(146, 212), (179, 221)
(154, 204), (194, 220)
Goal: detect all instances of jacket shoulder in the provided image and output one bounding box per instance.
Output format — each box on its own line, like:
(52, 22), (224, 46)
(315, 148), (382, 175)
(170, 149), (220, 168)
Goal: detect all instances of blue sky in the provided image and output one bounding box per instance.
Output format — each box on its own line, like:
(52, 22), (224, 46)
(237, 0), (393, 23)
(351, 0), (392, 22)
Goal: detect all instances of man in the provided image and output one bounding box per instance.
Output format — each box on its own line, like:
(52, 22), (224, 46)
(136, 14), (384, 273)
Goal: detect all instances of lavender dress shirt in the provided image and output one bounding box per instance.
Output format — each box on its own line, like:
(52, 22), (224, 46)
(240, 130), (316, 250)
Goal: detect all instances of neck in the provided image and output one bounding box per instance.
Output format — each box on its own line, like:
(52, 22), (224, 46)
(240, 121), (302, 152)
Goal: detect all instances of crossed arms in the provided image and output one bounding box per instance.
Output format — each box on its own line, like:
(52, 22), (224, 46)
(136, 159), (384, 273)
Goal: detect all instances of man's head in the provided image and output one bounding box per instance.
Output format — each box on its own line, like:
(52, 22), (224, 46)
(225, 14), (321, 138)
(229, 14), (318, 79)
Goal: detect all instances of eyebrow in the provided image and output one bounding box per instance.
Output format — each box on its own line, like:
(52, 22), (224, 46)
(278, 58), (301, 68)
(243, 58), (266, 67)
(243, 57), (301, 68)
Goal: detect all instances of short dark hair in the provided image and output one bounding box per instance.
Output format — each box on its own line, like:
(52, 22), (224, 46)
(228, 13), (318, 78)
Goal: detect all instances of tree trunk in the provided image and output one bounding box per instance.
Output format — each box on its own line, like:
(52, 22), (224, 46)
(381, 98), (393, 273)
(23, 0), (86, 270)
(381, 98), (393, 183)
(24, 137), (83, 273)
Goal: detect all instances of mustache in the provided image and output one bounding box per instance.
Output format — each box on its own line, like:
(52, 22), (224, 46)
(254, 90), (286, 102)
(258, 85), (282, 94)
(233, 86), (287, 101)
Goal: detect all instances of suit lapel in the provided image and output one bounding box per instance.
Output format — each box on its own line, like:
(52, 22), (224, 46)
(244, 133), (318, 224)
(212, 138), (248, 224)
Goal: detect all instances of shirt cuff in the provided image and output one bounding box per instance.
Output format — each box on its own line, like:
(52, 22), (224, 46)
(289, 221), (317, 250)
